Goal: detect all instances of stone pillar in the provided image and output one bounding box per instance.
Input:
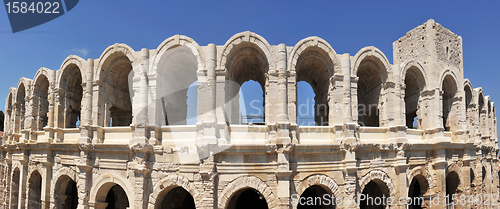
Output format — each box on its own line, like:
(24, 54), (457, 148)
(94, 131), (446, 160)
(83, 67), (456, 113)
(215, 67), (229, 144)
(196, 44), (218, 151)
(41, 159), (52, 209)
(131, 48), (149, 145)
(343, 150), (357, 209)
(19, 151), (29, 209)
(274, 43), (290, 145)
(130, 145), (151, 209)
(344, 54), (358, 144)
(76, 144), (92, 209)
(79, 59), (94, 144)
(199, 156), (217, 209)
(431, 149), (447, 209)
(276, 144), (293, 209)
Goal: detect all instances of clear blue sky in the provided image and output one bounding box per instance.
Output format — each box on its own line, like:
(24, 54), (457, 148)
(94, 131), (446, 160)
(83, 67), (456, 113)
(0, 1), (499, 129)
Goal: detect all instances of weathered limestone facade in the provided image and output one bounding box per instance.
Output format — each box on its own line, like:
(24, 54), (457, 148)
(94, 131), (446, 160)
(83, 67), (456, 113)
(0, 19), (498, 209)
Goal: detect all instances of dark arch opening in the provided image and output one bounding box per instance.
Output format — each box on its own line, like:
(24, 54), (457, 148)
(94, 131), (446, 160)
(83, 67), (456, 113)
(404, 67), (425, 129)
(446, 171), (460, 206)
(298, 185), (335, 209)
(27, 171), (42, 209)
(408, 175), (428, 209)
(60, 66), (82, 128)
(357, 59), (385, 127)
(226, 44), (268, 125)
(101, 55), (133, 127)
(104, 184), (129, 209)
(16, 83), (26, 132)
(360, 180), (390, 209)
(34, 75), (50, 131)
(482, 166), (486, 182)
(55, 175), (78, 209)
(464, 86), (472, 113)
(11, 168), (20, 209)
(296, 48), (333, 126)
(442, 75), (457, 131)
(156, 186), (195, 209)
(227, 188), (268, 209)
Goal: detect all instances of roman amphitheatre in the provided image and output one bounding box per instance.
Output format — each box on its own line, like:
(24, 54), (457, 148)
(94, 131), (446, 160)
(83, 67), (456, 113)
(0, 19), (497, 209)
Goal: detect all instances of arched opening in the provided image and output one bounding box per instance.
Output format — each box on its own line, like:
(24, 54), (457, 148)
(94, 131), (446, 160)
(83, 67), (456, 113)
(157, 46), (198, 126)
(470, 168), (476, 197)
(297, 81), (316, 126)
(34, 75), (50, 131)
(5, 93), (13, 138)
(357, 59), (385, 127)
(478, 93), (485, 137)
(59, 65), (82, 128)
(408, 175), (429, 209)
(298, 185), (335, 209)
(482, 166), (486, 182)
(225, 44), (267, 125)
(104, 184), (129, 209)
(238, 80), (264, 124)
(464, 85), (473, 138)
(100, 54), (133, 127)
(404, 67), (425, 129)
(360, 180), (390, 209)
(16, 83), (26, 133)
(27, 171), (42, 209)
(186, 81), (198, 125)
(442, 75), (458, 131)
(11, 168), (20, 209)
(445, 171), (460, 207)
(155, 186), (195, 209)
(295, 48), (333, 126)
(227, 188), (268, 209)
(54, 175), (78, 209)
(464, 86), (472, 113)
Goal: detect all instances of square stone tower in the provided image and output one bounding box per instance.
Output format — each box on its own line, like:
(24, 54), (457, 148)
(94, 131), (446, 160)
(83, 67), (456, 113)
(393, 19), (466, 136)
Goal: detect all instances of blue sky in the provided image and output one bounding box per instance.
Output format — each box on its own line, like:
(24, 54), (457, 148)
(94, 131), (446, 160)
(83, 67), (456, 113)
(0, 1), (499, 128)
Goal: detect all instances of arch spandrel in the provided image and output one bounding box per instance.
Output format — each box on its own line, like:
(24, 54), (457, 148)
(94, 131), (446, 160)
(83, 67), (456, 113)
(151, 35), (206, 74)
(33, 67), (55, 87)
(218, 31), (274, 72)
(218, 175), (278, 209)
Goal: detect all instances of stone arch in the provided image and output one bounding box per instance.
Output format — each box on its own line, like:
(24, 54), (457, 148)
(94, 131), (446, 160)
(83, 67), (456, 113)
(26, 169), (43, 209)
(4, 88), (15, 140)
(58, 57), (84, 129)
(220, 31), (272, 125)
(32, 68), (53, 131)
(352, 46), (391, 79)
(148, 174), (200, 209)
(218, 31), (274, 70)
(296, 174), (341, 199)
(96, 44), (136, 127)
(218, 175), (278, 209)
(440, 71), (460, 132)
(51, 167), (79, 209)
(11, 166), (21, 209)
(89, 172), (134, 208)
(288, 37), (341, 126)
(152, 36), (203, 126)
(408, 166), (434, 193)
(445, 166), (462, 204)
(352, 47), (391, 127)
(57, 55), (86, 88)
(359, 169), (397, 198)
(401, 61), (427, 129)
(14, 78), (31, 134)
(152, 35), (206, 74)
